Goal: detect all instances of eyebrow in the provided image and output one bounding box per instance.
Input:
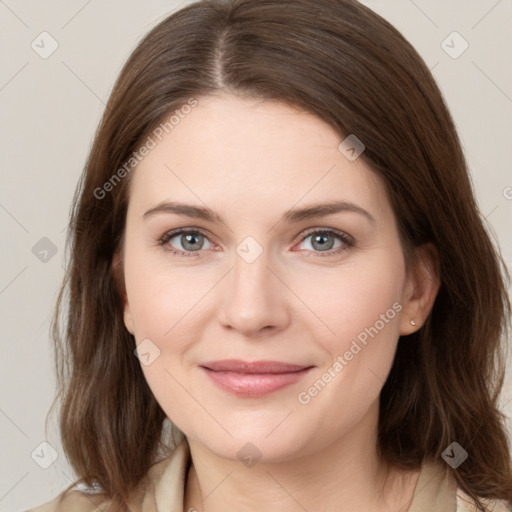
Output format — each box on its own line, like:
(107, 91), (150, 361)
(143, 200), (376, 226)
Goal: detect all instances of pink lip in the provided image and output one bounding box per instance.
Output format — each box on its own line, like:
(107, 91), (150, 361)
(200, 359), (314, 397)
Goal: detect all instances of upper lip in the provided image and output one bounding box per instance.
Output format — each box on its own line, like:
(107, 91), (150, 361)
(200, 359), (313, 374)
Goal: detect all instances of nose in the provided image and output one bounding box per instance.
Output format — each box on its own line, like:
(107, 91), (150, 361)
(217, 247), (290, 337)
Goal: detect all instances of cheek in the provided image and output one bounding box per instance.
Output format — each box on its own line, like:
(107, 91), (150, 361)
(293, 254), (403, 352)
(293, 264), (403, 434)
(295, 254), (404, 417)
(123, 243), (203, 340)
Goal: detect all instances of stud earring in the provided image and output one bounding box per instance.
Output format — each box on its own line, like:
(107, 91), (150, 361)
(410, 320), (416, 326)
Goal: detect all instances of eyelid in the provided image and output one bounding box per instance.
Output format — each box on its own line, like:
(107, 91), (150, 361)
(158, 227), (215, 255)
(296, 226), (354, 245)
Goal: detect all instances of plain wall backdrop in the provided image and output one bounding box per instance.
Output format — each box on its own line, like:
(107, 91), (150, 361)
(1, 0), (511, 510)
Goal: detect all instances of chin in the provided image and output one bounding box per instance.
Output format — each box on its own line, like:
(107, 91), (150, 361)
(189, 424), (313, 465)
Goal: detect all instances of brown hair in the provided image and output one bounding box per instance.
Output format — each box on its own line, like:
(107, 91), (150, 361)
(49, 0), (512, 510)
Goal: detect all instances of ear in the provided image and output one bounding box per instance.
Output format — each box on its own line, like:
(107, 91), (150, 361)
(398, 242), (441, 336)
(112, 251), (134, 335)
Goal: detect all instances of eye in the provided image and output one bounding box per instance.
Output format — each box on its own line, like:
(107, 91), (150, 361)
(158, 227), (354, 258)
(296, 229), (353, 257)
(158, 228), (213, 257)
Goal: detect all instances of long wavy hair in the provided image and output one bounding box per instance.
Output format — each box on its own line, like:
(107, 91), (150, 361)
(48, 0), (512, 510)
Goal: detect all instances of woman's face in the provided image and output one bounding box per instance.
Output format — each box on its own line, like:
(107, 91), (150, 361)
(119, 93), (429, 462)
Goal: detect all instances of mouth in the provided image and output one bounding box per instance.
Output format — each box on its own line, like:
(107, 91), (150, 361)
(199, 359), (315, 397)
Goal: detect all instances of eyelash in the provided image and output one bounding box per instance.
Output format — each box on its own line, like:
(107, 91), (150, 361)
(157, 228), (354, 258)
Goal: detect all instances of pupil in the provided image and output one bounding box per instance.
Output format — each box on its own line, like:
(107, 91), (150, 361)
(313, 234), (333, 251)
(183, 234), (201, 250)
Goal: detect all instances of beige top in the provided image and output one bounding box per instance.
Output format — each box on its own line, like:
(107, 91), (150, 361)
(25, 439), (511, 512)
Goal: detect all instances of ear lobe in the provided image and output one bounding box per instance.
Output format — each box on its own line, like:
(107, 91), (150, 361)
(399, 242), (441, 336)
(112, 252), (134, 335)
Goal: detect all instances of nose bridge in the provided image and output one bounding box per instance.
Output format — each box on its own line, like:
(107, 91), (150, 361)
(231, 237), (274, 306)
(219, 235), (287, 333)
(232, 242), (270, 295)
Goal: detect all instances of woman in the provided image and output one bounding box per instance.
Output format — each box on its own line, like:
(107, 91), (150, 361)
(26, 0), (512, 511)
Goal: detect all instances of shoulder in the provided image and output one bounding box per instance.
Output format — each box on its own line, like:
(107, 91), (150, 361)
(456, 488), (512, 512)
(24, 489), (109, 512)
(24, 439), (190, 512)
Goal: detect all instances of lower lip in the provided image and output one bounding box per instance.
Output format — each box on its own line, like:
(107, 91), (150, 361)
(201, 367), (313, 397)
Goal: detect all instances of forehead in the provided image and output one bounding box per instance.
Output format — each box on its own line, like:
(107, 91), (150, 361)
(129, 93), (390, 222)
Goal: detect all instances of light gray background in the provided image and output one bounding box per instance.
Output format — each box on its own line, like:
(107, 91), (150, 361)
(1, 1), (511, 510)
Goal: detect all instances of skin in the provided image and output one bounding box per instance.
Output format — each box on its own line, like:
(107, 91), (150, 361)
(115, 92), (440, 512)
